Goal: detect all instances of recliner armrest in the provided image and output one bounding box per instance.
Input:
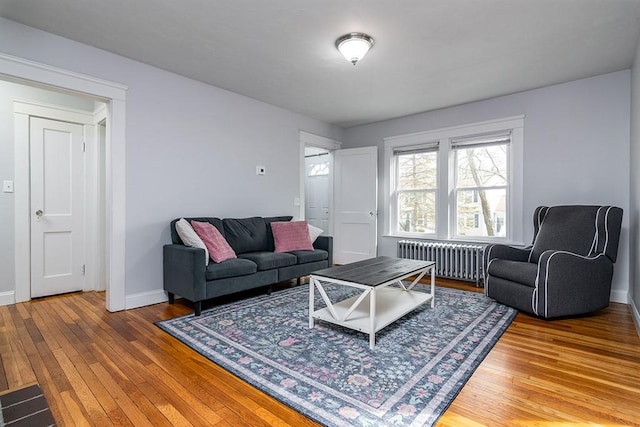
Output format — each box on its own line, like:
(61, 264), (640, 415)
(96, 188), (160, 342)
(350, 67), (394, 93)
(485, 244), (532, 263)
(534, 250), (614, 318)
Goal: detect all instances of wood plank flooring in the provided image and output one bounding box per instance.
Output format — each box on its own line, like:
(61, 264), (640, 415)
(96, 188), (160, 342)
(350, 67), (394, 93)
(1, 279), (639, 426)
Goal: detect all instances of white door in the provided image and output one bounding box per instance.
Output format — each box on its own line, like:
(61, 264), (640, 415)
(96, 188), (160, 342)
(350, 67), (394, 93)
(305, 154), (331, 233)
(30, 117), (85, 298)
(334, 146), (378, 264)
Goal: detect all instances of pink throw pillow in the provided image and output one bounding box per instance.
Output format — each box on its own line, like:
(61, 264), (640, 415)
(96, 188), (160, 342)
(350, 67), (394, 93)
(191, 221), (237, 263)
(271, 221), (314, 252)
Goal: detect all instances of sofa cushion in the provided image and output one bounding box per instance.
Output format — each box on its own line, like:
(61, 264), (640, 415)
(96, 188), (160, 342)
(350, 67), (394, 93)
(223, 217), (270, 254)
(239, 252), (297, 271)
(175, 218), (209, 265)
(205, 258), (257, 280)
(289, 249), (328, 264)
(487, 259), (538, 287)
(191, 221), (237, 263)
(271, 221), (314, 252)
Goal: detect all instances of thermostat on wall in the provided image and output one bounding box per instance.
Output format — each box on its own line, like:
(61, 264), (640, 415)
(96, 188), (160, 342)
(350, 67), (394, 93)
(3, 180), (13, 193)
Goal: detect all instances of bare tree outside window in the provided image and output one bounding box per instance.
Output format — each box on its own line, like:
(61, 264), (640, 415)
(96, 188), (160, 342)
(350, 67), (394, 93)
(396, 150), (437, 233)
(455, 143), (508, 237)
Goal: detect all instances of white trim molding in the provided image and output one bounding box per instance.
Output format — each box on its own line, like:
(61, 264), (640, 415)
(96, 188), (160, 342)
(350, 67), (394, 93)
(0, 291), (15, 307)
(629, 294), (640, 337)
(2, 51), (128, 312)
(610, 289), (629, 304)
(300, 131), (342, 151)
(125, 290), (168, 310)
(0, 52), (127, 101)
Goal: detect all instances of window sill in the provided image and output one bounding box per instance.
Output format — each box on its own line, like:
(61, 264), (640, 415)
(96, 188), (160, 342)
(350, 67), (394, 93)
(383, 234), (524, 246)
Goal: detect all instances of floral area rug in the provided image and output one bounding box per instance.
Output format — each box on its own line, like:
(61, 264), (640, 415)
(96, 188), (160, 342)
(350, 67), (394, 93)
(156, 283), (516, 426)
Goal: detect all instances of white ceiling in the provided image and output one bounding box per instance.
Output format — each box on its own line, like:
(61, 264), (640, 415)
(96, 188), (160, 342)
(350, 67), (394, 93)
(2, 0), (640, 128)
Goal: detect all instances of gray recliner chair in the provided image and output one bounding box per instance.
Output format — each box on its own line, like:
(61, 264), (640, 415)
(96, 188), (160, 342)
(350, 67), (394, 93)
(484, 205), (623, 318)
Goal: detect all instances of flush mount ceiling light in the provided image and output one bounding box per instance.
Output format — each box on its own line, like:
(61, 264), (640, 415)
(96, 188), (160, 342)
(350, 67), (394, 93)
(335, 32), (374, 65)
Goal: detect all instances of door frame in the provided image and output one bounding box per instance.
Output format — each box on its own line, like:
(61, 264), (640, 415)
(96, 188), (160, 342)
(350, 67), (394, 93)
(15, 101), (103, 299)
(2, 52), (127, 312)
(299, 131), (341, 236)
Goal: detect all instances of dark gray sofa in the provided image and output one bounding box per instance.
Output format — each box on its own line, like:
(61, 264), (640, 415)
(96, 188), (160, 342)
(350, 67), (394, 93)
(163, 216), (333, 316)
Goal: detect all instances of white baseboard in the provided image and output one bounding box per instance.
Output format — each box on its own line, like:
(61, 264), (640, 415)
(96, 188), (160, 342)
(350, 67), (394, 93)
(610, 289), (627, 304)
(629, 296), (640, 337)
(125, 289), (167, 310)
(0, 291), (15, 306)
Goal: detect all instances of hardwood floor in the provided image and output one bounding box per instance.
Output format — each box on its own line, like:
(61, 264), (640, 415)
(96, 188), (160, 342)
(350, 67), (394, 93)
(1, 279), (639, 426)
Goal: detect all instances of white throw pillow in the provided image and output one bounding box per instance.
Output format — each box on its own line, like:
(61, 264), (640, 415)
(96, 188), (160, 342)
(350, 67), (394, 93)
(175, 218), (209, 265)
(308, 224), (324, 243)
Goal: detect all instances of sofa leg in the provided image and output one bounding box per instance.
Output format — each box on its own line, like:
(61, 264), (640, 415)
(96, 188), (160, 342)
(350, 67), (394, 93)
(267, 285), (272, 296)
(194, 301), (202, 316)
(297, 277), (302, 286)
(168, 292), (175, 304)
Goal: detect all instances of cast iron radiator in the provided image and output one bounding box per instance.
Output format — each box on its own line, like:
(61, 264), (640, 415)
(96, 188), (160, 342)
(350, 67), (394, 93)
(397, 240), (486, 286)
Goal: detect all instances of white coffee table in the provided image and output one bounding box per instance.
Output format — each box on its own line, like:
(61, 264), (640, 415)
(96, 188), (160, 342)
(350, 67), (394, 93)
(309, 256), (435, 349)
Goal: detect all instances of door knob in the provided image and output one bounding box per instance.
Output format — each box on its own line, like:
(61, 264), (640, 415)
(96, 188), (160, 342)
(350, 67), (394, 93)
(369, 211), (375, 216)
(35, 209), (43, 218)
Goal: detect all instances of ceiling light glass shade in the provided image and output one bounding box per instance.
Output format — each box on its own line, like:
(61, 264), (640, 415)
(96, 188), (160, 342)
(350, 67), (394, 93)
(336, 33), (374, 65)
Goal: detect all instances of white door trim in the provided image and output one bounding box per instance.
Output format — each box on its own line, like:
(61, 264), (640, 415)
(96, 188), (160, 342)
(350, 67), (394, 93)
(14, 102), (97, 300)
(299, 131), (341, 234)
(2, 51), (127, 312)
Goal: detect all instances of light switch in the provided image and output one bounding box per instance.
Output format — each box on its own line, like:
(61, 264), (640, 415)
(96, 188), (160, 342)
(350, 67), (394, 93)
(2, 180), (13, 193)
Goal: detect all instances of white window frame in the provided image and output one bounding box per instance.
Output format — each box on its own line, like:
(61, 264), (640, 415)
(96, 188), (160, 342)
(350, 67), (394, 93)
(383, 115), (524, 245)
(451, 132), (511, 241)
(392, 143), (439, 236)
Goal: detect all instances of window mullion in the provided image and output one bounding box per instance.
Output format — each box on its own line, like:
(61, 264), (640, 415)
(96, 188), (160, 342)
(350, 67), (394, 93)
(438, 137), (451, 239)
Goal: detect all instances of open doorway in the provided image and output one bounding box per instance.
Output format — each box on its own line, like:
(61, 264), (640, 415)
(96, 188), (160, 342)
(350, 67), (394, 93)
(299, 131), (342, 237)
(0, 52), (127, 312)
(304, 146), (331, 234)
(5, 80), (108, 301)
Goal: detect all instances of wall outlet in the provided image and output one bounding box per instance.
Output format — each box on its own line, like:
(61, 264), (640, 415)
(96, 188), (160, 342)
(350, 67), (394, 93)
(256, 166), (266, 175)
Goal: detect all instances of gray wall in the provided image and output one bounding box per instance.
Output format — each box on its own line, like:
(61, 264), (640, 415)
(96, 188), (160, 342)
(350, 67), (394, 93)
(0, 81), (96, 294)
(630, 36), (640, 325)
(343, 71), (631, 301)
(0, 17), (343, 299)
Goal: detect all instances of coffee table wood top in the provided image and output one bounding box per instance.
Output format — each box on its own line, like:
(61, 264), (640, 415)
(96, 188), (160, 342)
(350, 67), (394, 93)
(311, 256), (434, 287)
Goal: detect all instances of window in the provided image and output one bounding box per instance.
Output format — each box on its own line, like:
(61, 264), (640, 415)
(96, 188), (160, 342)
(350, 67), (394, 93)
(308, 161), (329, 176)
(394, 145), (438, 234)
(453, 133), (509, 238)
(384, 116), (524, 243)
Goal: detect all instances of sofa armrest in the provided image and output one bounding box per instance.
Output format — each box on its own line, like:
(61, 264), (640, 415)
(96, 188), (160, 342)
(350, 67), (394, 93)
(534, 250), (613, 318)
(314, 235), (333, 267)
(163, 244), (207, 302)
